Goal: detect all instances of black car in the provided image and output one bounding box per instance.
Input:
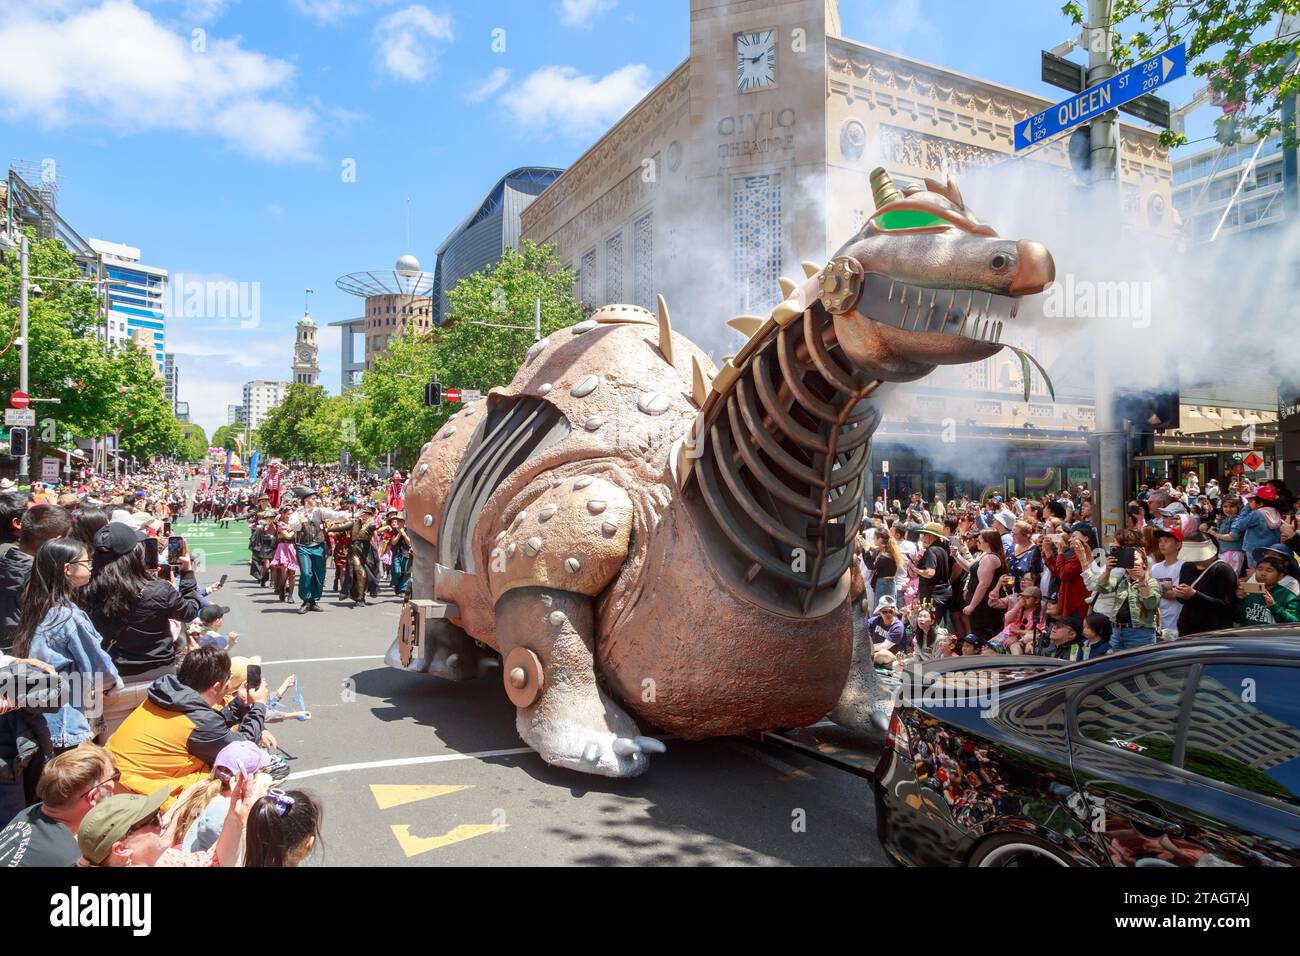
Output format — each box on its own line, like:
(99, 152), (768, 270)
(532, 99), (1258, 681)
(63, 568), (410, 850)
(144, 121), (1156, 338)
(873, 631), (1300, 866)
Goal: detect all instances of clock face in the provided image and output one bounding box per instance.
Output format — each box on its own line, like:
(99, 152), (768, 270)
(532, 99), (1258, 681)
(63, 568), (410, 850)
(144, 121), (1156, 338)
(736, 29), (776, 92)
(298, 348), (313, 363)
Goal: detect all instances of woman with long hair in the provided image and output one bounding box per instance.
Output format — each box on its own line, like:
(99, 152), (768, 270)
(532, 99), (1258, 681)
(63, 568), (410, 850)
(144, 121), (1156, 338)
(70, 506), (109, 551)
(11, 539), (121, 751)
(76, 522), (202, 739)
(244, 789), (322, 867)
(872, 520), (903, 605)
(960, 529), (1008, 651)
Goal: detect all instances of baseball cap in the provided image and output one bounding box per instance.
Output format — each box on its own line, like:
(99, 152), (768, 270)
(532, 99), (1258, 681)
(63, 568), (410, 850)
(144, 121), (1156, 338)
(77, 787), (170, 865)
(1052, 613), (1083, 635)
(92, 521), (147, 557)
(1248, 485), (1279, 503)
(198, 604), (231, 625)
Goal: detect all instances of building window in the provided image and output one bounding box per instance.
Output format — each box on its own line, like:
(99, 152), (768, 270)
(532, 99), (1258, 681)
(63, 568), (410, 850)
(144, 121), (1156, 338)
(732, 172), (782, 314)
(580, 248), (598, 307)
(605, 232), (623, 303)
(634, 212), (653, 311)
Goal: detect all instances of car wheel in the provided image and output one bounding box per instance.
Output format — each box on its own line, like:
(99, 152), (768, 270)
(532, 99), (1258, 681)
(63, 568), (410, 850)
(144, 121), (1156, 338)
(968, 833), (1075, 868)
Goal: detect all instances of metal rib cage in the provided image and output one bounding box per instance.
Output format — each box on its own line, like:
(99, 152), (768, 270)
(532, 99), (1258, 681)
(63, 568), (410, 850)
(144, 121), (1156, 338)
(696, 309), (881, 613)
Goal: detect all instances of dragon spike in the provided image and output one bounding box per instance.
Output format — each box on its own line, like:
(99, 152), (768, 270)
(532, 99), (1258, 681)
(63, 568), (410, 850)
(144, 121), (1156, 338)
(656, 293), (674, 367)
(870, 166), (903, 209)
(690, 355), (708, 406)
(726, 315), (765, 338)
(771, 299), (802, 325)
(778, 276), (796, 297)
(801, 260), (820, 278)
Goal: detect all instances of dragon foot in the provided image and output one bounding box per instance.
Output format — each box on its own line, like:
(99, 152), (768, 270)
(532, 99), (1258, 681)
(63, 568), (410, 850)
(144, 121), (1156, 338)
(496, 588), (662, 778)
(385, 616), (495, 681)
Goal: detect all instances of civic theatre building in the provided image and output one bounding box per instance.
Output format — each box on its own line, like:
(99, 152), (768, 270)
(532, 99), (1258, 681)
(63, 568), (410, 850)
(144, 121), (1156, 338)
(520, 0), (1180, 500)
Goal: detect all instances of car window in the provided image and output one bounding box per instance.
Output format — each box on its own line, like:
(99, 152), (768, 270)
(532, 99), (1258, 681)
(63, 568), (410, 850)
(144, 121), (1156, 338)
(1184, 663), (1300, 808)
(1074, 666), (1191, 765)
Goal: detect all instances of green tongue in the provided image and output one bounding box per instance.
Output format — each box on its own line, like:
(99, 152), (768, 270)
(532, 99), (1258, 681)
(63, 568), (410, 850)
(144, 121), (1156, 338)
(1004, 345), (1055, 403)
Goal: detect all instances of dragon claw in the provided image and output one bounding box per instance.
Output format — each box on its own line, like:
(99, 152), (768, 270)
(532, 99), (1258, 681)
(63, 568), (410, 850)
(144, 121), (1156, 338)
(634, 735), (666, 754)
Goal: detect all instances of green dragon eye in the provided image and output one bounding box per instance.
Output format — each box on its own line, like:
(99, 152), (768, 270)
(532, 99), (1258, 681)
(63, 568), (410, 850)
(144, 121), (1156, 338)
(872, 209), (949, 230)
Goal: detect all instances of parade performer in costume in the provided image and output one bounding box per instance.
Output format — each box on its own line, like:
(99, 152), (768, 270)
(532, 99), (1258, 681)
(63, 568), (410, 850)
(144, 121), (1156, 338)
(386, 511), (412, 601)
(387, 471), (405, 513)
(268, 506), (298, 601)
(287, 489), (348, 613)
(327, 502), (380, 606)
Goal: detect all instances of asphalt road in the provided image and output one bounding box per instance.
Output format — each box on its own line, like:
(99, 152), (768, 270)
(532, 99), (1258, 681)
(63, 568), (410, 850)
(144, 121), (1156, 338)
(185, 516), (886, 866)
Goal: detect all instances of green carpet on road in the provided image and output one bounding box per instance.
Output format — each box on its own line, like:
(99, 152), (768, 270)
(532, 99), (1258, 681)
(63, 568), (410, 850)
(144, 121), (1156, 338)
(175, 520), (252, 574)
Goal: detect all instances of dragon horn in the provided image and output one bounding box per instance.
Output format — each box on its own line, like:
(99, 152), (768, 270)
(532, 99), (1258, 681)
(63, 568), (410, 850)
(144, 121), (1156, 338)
(870, 167), (902, 209)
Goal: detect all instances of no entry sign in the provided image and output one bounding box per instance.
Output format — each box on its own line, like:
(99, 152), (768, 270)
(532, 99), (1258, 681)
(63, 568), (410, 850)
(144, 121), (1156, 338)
(9, 390), (29, 409)
(445, 387), (461, 403)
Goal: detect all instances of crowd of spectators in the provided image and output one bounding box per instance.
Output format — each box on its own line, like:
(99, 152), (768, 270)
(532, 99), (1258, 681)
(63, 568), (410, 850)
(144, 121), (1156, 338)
(857, 473), (1300, 665)
(0, 463), (325, 867)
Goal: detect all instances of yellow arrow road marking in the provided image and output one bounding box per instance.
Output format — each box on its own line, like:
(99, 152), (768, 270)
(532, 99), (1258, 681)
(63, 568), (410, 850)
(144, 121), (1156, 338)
(390, 823), (508, 857)
(369, 784), (471, 810)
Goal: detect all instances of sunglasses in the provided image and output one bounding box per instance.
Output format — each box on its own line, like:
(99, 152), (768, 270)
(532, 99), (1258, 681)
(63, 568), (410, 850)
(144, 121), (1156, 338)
(81, 769), (121, 800)
(127, 810), (162, 834)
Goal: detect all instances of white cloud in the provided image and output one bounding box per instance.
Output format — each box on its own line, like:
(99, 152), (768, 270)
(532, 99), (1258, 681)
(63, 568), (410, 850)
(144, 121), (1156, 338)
(465, 67), (509, 102)
(499, 64), (652, 140)
(266, 202), (284, 217)
(0, 1), (317, 162)
(183, 0), (232, 23)
(289, 0), (362, 23)
(373, 5), (452, 82)
(559, 0), (616, 29)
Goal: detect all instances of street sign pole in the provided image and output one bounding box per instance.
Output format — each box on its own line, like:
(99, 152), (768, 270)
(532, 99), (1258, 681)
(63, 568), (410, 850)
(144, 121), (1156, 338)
(17, 234), (29, 483)
(1088, 0), (1129, 544)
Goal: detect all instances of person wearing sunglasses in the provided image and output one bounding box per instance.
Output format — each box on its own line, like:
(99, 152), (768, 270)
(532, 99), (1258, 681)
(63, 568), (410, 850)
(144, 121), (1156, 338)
(76, 772), (266, 867)
(9, 539), (121, 753)
(0, 743), (118, 867)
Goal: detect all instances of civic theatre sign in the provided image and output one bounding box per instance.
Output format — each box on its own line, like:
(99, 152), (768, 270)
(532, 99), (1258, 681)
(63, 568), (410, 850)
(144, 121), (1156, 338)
(717, 108), (796, 161)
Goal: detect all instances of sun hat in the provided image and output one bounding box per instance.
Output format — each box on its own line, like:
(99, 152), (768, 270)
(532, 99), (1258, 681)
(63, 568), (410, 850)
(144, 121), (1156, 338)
(1252, 544), (1300, 579)
(1178, 533), (1217, 564)
(872, 595), (898, 615)
(919, 521), (946, 538)
(213, 740), (274, 782)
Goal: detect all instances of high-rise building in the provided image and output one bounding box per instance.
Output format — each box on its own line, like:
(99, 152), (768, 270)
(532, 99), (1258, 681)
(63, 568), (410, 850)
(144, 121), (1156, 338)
(242, 380), (288, 431)
(432, 167), (564, 324)
(291, 312), (320, 385)
(163, 352), (179, 409)
(332, 254), (436, 384)
(1172, 136), (1287, 243)
(88, 238), (168, 372)
(228, 405), (247, 426)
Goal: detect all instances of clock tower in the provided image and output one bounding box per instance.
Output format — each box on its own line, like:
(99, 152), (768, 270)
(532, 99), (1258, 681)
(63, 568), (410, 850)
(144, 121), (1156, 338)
(292, 313), (320, 386)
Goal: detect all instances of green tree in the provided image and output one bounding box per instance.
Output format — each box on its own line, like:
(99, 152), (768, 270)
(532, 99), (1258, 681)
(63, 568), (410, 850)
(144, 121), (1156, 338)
(255, 383), (330, 462)
(1061, 0), (1300, 147)
(178, 423), (209, 462)
(438, 240), (585, 395)
(354, 332), (442, 468)
(211, 424), (244, 453)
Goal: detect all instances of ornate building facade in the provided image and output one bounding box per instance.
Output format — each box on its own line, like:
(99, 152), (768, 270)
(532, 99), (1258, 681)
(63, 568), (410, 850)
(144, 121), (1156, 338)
(520, 0), (1177, 499)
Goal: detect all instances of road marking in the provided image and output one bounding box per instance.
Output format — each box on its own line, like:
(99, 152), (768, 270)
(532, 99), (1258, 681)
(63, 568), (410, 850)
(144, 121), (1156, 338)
(287, 746), (535, 781)
(260, 655), (385, 665)
(370, 783), (471, 809)
(390, 823), (508, 857)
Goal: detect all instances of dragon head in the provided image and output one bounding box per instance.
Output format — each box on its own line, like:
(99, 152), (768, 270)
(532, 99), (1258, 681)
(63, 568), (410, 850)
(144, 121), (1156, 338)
(818, 167), (1055, 385)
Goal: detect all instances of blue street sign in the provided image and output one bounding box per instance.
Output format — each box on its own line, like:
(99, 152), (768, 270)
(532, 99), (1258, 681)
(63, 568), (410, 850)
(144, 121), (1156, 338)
(1015, 43), (1186, 151)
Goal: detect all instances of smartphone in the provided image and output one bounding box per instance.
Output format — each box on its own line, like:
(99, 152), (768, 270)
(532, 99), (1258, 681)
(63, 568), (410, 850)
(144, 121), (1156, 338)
(1242, 580), (1267, 595)
(143, 537), (159, 569)
(167, 535), (184, 566)
(218, 573), (229, 588)
(1111, 546), (1135, 570)
(246, 664), (263, 690)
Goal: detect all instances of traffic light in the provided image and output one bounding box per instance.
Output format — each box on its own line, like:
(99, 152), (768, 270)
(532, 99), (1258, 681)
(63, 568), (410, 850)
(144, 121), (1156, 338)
(9, 427), (27, 458)
(424, 379), (441, 407)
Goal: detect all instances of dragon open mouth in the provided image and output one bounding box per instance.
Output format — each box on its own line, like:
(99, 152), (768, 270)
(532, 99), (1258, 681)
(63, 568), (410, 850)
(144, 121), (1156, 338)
(855, 272), (1054, 400)
(857, 272), (1020, 345)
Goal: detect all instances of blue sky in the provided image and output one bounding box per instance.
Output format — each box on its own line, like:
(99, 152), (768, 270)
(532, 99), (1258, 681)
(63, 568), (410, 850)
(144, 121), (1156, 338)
(0, 1), (1216, 436)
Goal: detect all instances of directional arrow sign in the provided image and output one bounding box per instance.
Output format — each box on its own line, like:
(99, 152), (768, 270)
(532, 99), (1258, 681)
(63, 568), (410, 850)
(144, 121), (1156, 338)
(1015, 43), (1186, 151)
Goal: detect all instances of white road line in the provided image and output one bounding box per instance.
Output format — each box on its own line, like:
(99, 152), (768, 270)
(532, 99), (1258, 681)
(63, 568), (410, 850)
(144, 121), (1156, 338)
(288, 746), (536, 781)
(259, 655), (386, 665)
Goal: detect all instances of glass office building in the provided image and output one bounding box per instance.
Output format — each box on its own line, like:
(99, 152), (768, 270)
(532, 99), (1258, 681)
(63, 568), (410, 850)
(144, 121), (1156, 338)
(89, 238), (168, 372)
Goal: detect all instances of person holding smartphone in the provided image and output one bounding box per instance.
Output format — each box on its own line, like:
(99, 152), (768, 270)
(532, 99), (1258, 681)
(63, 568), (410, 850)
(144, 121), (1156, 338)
(1234, 548), (1300, 626)
(1093, 539), (1161, 651)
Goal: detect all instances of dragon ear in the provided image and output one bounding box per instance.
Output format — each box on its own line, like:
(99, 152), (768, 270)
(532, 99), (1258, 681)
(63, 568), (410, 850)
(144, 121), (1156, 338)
(870, 167), (902, 209)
